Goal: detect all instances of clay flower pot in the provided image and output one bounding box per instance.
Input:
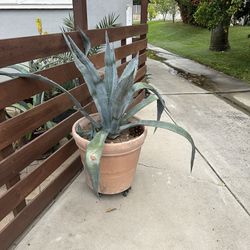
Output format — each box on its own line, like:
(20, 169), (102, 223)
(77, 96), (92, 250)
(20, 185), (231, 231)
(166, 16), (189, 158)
(72, 114), (147, 195)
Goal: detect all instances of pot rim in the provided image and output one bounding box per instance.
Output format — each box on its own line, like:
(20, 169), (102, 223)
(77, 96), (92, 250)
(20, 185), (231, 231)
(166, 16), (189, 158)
(72, 114), (147, 148)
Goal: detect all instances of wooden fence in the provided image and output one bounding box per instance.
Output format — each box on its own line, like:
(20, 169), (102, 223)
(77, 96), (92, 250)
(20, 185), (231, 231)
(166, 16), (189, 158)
(0, 0), (148, 248)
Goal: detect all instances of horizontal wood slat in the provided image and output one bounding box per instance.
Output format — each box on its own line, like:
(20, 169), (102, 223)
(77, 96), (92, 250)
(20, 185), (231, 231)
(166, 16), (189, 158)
(0, 139), (77, 222)
(0, 101), (95, 187)
(0, 84), (90, 151)
(135, 65), (147, 83)
(0, 39), (147, 109)
(0, 52), (147, 151)
(0, 154), (82, 250)
(0, 111), (80, 187)
(0, 62), (81, 110)
(115, 39), (147, 61)
(0, 110), (27, 215)
(0, 24), (147, 68)
(128, 90), (145, 111)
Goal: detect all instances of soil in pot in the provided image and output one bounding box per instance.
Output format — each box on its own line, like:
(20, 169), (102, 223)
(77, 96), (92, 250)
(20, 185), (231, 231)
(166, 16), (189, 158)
(81, 122), (144, 143)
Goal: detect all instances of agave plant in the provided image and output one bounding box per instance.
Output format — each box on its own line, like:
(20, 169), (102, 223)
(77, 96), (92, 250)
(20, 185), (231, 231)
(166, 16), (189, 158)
(62, 12), (120, 55)
(0, 30), (195, 195)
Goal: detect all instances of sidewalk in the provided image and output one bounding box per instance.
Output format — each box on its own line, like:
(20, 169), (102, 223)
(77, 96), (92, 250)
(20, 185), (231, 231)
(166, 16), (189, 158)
(148, 44), (250, 113)
(13, 59), (250, 250)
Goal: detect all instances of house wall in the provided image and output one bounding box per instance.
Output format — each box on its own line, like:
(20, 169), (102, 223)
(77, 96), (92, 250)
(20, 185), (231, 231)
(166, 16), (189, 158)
(0, 0), (132, 39)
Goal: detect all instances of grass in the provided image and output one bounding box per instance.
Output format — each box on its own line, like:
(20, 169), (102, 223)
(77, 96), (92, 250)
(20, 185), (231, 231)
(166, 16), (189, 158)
(148, 21), (250, 83)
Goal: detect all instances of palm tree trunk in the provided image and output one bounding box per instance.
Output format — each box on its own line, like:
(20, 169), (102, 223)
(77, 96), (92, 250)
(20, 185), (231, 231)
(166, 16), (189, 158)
(209, 23), (230, 51)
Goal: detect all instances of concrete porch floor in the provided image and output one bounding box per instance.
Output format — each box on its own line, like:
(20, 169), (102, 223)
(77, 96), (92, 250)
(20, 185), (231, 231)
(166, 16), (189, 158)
(13, 59), (250, 249)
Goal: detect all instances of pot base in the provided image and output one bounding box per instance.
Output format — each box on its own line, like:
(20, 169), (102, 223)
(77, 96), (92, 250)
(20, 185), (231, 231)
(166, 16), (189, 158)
(98, 187), (132, 197)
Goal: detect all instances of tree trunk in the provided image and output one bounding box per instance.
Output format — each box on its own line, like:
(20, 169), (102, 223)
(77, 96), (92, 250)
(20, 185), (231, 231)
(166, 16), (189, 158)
(172, 13), (175, 23)
(162, 13), (167, 21)
(209, 23), (230, 51)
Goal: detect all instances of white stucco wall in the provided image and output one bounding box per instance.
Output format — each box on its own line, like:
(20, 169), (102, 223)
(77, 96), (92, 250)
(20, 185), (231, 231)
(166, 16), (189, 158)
(0, 0), (132, 39)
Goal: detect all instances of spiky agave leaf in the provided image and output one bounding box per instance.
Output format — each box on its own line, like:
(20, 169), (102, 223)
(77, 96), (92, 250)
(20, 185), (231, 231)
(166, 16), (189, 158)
(85, 130), (109, 194)
(0, 71), (100, 129)
(63, 33), (111, 129)
(78, 29), (91, 56)
(129, 82), (169, 115)
(7, 64), (30, 74)
(104, 31), (117, 99)
(122, 95), (158, 122)
(119, 120), (196, 171)
(63, 34), (101, 85)
(154, 98), (165, 133)
(7, 64), (46, 107)
(33, 91), (45, 106)
(120, 82), (168, 132)
(110, 55), (139, 133)
(11, 102), (29, 112)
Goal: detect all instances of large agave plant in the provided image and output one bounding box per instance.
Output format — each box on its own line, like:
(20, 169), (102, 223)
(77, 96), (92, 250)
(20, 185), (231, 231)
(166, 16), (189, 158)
(0, 30), (196, 194)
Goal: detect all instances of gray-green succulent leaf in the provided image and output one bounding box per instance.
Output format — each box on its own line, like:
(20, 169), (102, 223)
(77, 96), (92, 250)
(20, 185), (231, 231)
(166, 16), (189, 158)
(119, 120), (195, 172)
(78, 29), (92, 56)
(122, 95), (158, 122)
(63, 33), (111, 130)
(85, 130), (109, 194)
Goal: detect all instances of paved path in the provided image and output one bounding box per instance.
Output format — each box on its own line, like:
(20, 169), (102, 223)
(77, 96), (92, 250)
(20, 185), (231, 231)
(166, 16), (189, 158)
(14, 59), (250, 250)
(149, 44), (250, 113)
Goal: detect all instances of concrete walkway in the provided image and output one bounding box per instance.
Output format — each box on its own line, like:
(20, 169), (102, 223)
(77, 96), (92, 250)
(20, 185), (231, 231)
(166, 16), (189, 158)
(148, 44), (250, 113)
(14, 59), (250, 250)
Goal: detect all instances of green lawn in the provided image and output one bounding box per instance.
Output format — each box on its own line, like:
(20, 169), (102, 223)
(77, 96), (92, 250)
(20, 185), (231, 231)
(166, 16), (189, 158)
(148, 21), (250, 83)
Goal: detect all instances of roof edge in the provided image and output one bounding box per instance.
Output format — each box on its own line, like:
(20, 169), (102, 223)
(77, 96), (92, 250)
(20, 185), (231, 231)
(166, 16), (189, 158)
(0, 4), (73, 10)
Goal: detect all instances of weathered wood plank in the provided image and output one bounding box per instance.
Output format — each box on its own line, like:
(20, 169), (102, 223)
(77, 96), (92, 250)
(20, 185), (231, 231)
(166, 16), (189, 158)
(0, 139), (77, 221)
(0, 39), (147, 109)
(0, 84), (90, 151)
(0, 101), (95, 187)
(0, 24), (147, 68)
(0, 62), (81, 110)
(0, 111), (80, 187)
(0, 154), (82, 250)
(0, 110), (26, 216)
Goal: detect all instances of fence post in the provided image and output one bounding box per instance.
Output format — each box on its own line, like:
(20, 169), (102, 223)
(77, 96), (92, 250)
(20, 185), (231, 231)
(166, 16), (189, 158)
(141, 0), (148, 24)
(139, 0), (148, 70)
(121, 39), (127, 64)
(73, 0), (88, 30)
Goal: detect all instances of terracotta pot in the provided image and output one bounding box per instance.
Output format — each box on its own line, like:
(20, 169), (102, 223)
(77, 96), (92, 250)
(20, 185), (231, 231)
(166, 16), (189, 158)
(72, 114), (147, 194)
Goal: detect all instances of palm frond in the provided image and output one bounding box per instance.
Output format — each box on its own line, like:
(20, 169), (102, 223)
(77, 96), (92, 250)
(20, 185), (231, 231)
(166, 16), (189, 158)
(96, 13), (120, 29)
